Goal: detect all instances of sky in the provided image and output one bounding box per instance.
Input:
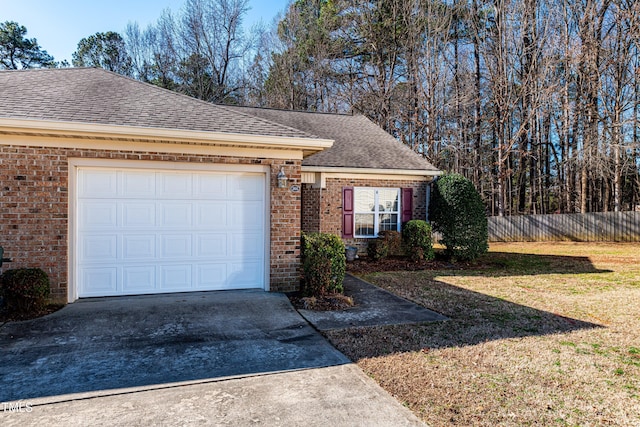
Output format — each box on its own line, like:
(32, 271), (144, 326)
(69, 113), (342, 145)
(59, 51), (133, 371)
(1, 0), (290, 63)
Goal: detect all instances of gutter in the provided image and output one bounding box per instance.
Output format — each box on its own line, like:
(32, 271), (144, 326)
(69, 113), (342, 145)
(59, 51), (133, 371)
(302, 166), (442, 176)
(0, 117), (334, 154)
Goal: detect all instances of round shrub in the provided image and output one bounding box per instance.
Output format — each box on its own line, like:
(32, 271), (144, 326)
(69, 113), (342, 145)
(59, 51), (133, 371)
(301, 232), (346, 297)
(367, 238), (389, 261)
(402, 220), (435, 261)
(1, 268), (50, 314)
(378, 230), (403, 256)
(429, 173), (488, 261)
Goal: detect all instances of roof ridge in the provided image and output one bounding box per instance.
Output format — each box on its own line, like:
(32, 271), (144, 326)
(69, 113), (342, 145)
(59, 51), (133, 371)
(0, 66), (114, 75)
(217, 104), (320, 139)
(225, 104), (355, 117)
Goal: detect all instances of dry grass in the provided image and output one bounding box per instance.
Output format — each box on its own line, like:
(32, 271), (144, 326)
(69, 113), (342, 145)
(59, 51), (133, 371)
(326, 242), (640, 426)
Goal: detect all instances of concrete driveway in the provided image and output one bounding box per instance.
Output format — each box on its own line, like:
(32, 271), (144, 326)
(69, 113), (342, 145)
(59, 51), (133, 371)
(0, 291), (424, 426)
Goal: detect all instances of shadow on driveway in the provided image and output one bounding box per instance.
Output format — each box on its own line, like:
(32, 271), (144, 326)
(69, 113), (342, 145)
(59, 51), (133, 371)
(0, 290), (348, 402)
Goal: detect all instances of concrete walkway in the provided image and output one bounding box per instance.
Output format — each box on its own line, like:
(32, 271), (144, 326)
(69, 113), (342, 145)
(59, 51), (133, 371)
(2, 365), (423, 426)
(299, 274), (448, 331)
(0, 290), (425, 426)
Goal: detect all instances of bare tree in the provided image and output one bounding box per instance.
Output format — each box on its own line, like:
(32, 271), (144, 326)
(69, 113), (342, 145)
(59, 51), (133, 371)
(134, 0), (639, 215)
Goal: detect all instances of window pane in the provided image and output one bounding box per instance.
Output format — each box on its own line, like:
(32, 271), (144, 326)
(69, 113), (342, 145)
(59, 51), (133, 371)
(379, 214), (398, 232)
(355, 188), (375, 212)
(355, 214), (375, 236)
(378, 189), (399, 212)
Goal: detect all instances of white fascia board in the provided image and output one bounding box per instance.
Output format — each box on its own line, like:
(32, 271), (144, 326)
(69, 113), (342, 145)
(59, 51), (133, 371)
(0, 117), (334, 152)
(302, 166), (443, 176)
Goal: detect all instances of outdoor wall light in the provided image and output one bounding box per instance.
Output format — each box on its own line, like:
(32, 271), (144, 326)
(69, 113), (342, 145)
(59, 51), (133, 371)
(277, 167), (288, 188)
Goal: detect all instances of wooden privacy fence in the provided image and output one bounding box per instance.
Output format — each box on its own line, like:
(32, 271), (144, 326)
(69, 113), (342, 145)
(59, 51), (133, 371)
(488, 211), (640, 242)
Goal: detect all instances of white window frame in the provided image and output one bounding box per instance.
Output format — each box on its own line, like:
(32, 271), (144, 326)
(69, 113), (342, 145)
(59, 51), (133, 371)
(354, 187), (401, 238)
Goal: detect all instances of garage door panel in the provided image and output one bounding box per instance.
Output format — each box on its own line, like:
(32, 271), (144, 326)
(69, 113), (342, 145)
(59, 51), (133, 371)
(231, 233), (264, 257)
(121, 171), (156, 197)
(122, 203), (156, 227)
(196, 234), (228, 257)
(158, 173), (192, 198)
(77, 167), (266, 297)
(122, 235), (156, 259)
(229, 201), (264, 229)
(160, 265), (192, 290)
(194, 174), (227, 199)
(80, 235), (118, 262)
(159, 202), (193, 227)
(229, 175), (263, 200)
(229, 262), (264, 287)
(79, 170), (118, 198)
(160, 235), (193, 258)
(196, 264), (227, 289)
(196, 203), (227, 228)
(79, 202), (118, 229)
(81, 267), (118, 295)
(123, 266), (156, 292)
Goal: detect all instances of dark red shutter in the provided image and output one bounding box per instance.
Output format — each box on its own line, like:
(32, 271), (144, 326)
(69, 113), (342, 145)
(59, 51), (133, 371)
(342, 187), (354, 238)
(401, 188), (413, 223)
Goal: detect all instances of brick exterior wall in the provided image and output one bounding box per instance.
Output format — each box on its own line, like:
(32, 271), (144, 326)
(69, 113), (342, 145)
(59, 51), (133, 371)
(301, 184), (321, 233)
(301, 177), (430, 253)
(269, 160), (302, 292)
(0, 144), (302, 300)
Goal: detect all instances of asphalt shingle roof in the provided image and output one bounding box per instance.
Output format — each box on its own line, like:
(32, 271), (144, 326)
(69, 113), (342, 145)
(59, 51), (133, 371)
(225, 106), (438, 172)
(0, 68), (438, 173)
(0, 68), (313, 139)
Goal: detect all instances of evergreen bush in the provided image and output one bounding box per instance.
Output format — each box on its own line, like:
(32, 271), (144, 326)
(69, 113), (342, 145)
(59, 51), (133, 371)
(429, 173), (488, 261)
(1, 268), (50, 314)
(367, 238), (389, 260)
(402, 220), (435, 261)
(301, 232), (346, 296)
(378, 230), (403, 256)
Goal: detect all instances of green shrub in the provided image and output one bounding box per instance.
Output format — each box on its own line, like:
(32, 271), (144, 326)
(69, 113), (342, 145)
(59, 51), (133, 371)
(367, 238), (389, 260)
(301, 232), (346, 297)
(378, 230), (403, 256)
(402, 220), (435, 261)
(429, 173), (488, 261)
(1, 268), (50, 314)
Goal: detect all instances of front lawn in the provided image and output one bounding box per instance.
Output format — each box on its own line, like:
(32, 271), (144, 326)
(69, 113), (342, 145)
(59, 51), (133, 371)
(327, 242), (640, 426)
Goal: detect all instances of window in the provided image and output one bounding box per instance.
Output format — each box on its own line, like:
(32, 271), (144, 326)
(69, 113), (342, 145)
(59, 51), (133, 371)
(342, 186), (413, 239)
(354, 188), (400, 237)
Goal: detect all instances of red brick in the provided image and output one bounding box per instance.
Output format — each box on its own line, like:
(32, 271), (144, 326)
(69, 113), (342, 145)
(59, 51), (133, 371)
(0, 145), (302, 299)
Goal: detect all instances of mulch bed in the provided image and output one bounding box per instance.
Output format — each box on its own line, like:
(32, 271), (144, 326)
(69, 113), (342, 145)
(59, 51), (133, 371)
(288, 293), (355, 311)
(346, 256), (464, 275)
(0, 304), (64, 324)
(289, 255), (474, 312)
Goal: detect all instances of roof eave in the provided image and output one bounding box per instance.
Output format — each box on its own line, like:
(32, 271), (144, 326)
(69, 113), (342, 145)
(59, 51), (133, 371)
(302, 165), (442, 176)
(0, 117), (334, 154)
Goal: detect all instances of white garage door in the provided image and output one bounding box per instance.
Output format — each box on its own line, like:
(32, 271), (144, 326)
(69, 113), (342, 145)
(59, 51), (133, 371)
(76, 167), (266, 297)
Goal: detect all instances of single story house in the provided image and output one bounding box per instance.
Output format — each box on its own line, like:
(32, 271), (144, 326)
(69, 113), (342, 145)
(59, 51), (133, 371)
(0, 68), (440, 303)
